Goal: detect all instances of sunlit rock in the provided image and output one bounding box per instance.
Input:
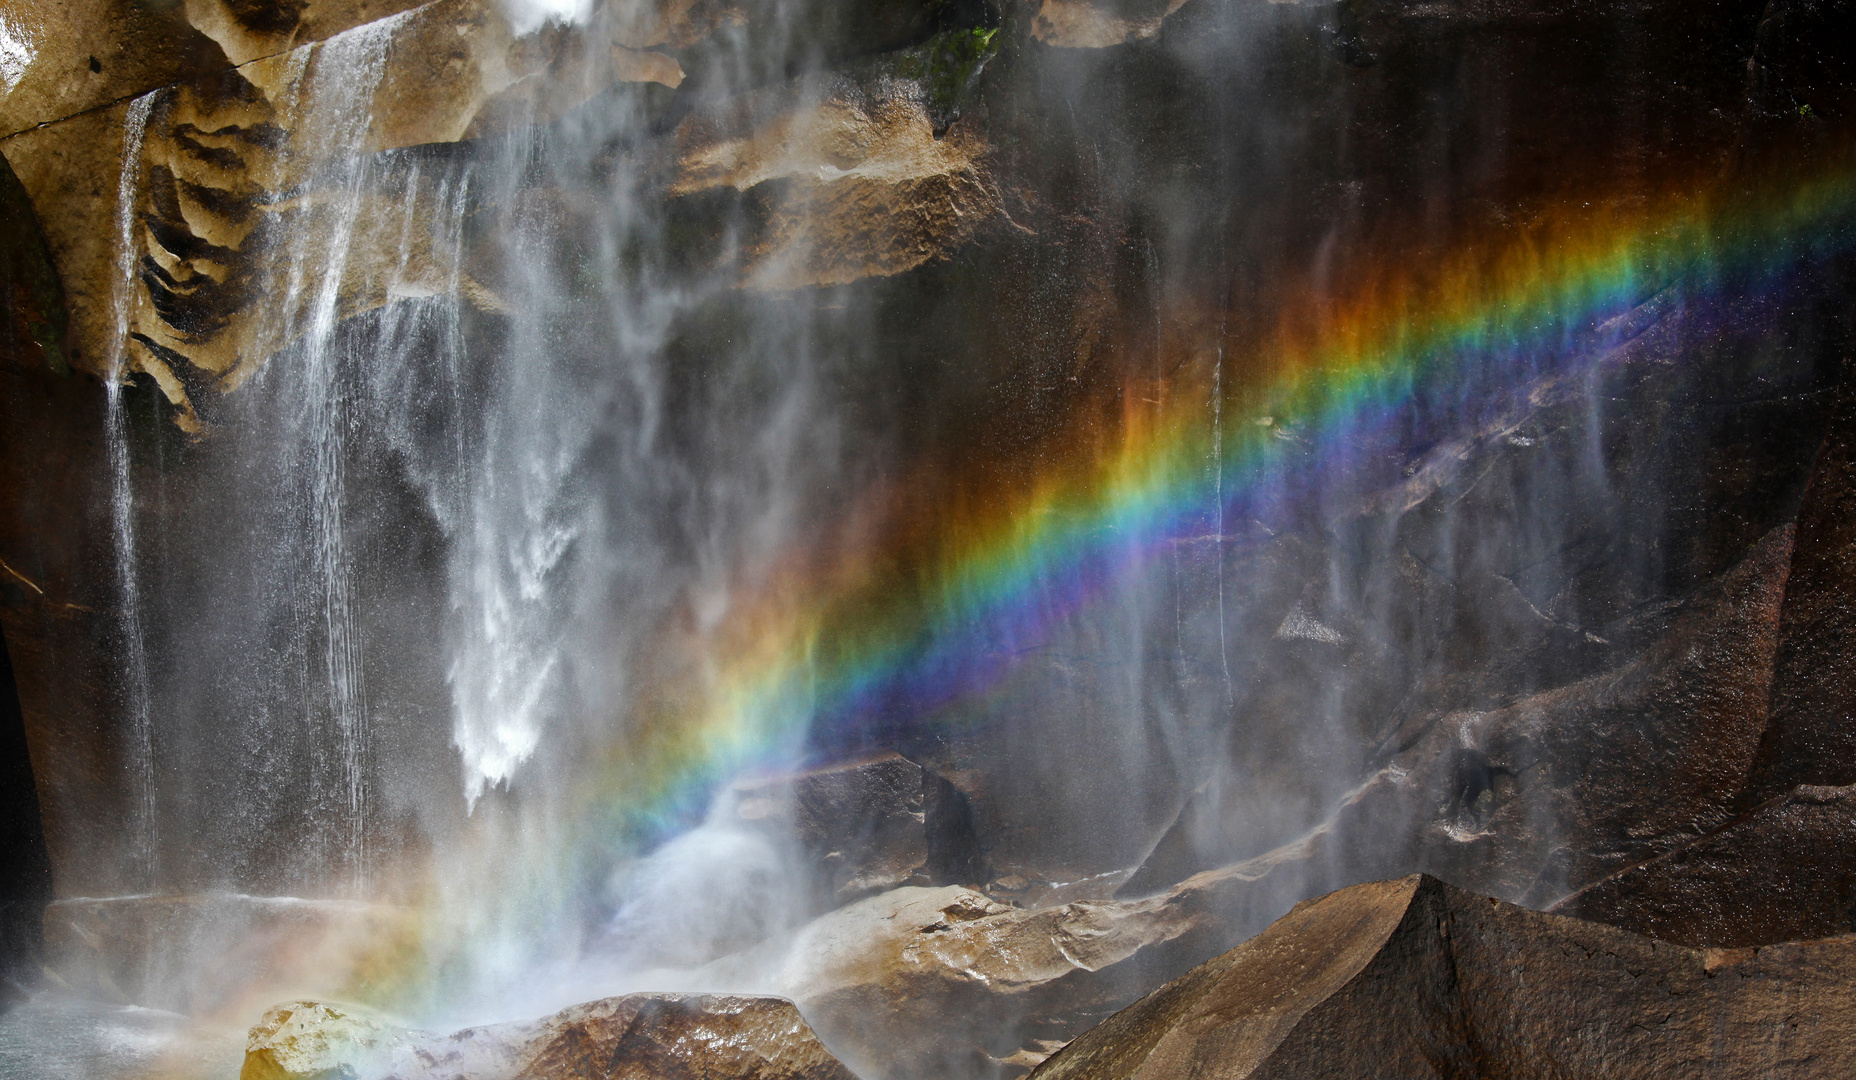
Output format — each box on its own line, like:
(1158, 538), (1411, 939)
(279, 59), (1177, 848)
(700, 872), (1269, 1080)
(243, 999), (413, 1080)
(1, 1), (1001, 430)
(1026, 0), (1193, 49)
(0, 0), (439, 139)
(240, 993), (859, 1080)
(667, 35), (1002, 290)
(0, 0), (687, 428)
(1033, 874), (1856, 1080)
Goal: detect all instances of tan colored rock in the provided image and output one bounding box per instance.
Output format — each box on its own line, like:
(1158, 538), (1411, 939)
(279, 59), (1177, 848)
(697, 865), (1275, 1080)
(1026, 0), (1193, 49)
(670, 68), (999, 289)
(1034, 874), (1856, 1080)
(1553, 782), (1856, 948)
(243, 999), (414, 1080)
(240, 993), (860, 1080)
(2, 0), (989, 429)
(0, 0), (439, 139)
(0, 0), (677, 427)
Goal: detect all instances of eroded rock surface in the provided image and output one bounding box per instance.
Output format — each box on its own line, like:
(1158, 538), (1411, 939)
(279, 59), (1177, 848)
(1034, 874), (1856, 1080)
(243, 993), (858, 1080)
(698, 863), (1301, 1080)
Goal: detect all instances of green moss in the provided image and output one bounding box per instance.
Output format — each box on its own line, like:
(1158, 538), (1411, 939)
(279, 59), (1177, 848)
(888, 27), (1003, 135)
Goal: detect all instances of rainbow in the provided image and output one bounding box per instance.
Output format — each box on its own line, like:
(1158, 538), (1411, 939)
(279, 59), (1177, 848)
(571, 155), (1856, 848)
(316, 147), (1856, 1023)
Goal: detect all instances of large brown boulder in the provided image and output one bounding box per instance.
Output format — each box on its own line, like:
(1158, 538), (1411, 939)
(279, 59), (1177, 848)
(1552, 783), (1856, 948)
(1033, 874), (1856, 1080)
(242, 992), (859, 1080)
(694, 855), (1353, 1080)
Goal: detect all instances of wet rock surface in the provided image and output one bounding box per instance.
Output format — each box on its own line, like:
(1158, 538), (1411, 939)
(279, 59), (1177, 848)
(1034, 874), (1856, 1080)
(1748, 381), (1856, 801)
(698, 858), (1342, 1080)
(1, 0), (1855, 1071)
(732, 751), (987, 906)
(1553, 783), (1856, 949)
(243, 993), (859, 1080)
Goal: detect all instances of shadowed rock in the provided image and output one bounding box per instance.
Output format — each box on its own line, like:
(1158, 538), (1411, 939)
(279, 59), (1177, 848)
(242, 993), (860, 1080)
(1033, 874), (1856, 1080)
(1749, 382), (1856, 800)
(1553, 783), (1856, 948)
(1121, 520), (1798, 915)
(733, 750), (987, 907)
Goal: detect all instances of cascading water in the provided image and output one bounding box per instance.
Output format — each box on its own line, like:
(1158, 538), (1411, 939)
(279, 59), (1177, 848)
(2, 0), (1854, 1076)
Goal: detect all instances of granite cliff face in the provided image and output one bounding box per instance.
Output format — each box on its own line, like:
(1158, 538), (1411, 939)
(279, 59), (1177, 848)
(3, 0), (1856, 1073)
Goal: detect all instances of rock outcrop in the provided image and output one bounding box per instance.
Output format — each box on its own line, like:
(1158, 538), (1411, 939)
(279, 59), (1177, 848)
(731, 751), (986, 906)
(1552, 783), (1856, 949)
(3, 0), (1856, 1064)
(1034, 874), (1856, 1080)
(1118, 515), (1800, 915)
(242, 993), (859, 1080)
(698, 858), (1348, 1080)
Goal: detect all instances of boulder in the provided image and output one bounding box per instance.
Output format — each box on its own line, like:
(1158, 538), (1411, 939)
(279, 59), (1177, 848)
(1553, 783), (1856, 948)
(664, 42), (1002, 291)
(241, 993), (859, 1080)
(43, 893), (421, 1016)
(697, 863), (1301, 1080)
(1032, 874), (1856, 1080)
(243, 999), (413, 1080)
(731, 750), (986, 907)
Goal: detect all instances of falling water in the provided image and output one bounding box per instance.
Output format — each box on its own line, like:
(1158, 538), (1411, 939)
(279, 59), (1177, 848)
(105, 90), (158, 891)
(8, 0), (1855, 1075)
(285, 21), (399, 895)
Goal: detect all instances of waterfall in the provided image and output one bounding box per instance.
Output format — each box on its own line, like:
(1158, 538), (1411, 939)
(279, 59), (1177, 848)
(6, 0), (1853, 1072)
(105, 90), (158, 892)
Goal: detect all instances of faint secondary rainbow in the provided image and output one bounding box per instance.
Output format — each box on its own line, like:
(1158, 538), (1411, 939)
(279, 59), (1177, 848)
(579, 155), (1856, 845)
